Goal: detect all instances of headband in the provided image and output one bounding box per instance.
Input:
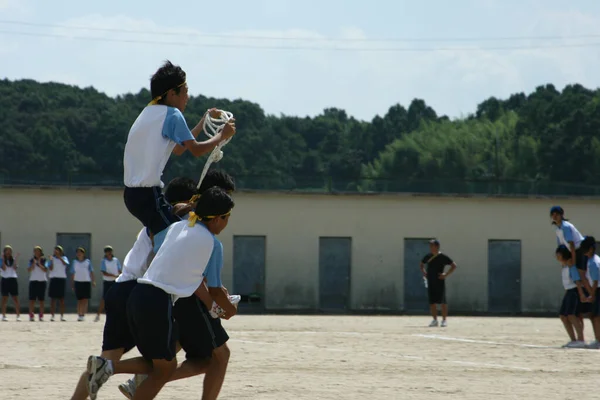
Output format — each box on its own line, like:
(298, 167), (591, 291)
(148, 81), (187, 106)
(188, 210), (232, 227)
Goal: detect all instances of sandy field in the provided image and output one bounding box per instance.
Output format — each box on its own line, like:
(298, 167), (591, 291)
(0, 314), (599, 399)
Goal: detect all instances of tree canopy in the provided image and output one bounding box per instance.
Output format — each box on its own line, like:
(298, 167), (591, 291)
(1, 79), (599, 196)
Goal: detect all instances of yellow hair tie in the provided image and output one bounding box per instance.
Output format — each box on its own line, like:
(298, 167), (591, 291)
(148, 81), (187, 106)
(188, 212), (199, 227)
(189, 194), (201, 203)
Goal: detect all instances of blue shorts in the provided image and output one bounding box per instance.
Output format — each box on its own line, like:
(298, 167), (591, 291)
(102, 280), (137, 353)
(560, 288), (579, 316)
(127, 283), (178, 361)
(123, 186), (181, 237)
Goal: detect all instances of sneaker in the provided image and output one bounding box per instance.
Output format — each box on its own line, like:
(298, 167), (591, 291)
(565, 341), (587, 348)
(1, 316), (7, 322)
(118, 378), (136, 399)
(441, 320), (448, 328)
(587, 340), (600, 349)
(39, 316), (44, 322)
(16, 316), (21, 322)
(61, 316), (67, 322)
(87, 356), (114, 398)
(29, 316), (35, 322)
(50, 315), (55, 322)
(77, 316), (83, 322)
(94, 315), (100, 322)
(428, 319), (439, 327)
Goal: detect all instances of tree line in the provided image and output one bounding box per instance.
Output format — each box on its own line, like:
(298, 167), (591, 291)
(1, 79), (599, 195)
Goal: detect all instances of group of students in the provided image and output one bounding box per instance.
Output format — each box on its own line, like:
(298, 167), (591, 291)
(1, 244), (123, 322)
(67, 60), (238, 400)
(551, 206), (600, 348)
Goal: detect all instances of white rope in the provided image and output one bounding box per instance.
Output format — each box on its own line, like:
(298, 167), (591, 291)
(196, 109), (234, 190)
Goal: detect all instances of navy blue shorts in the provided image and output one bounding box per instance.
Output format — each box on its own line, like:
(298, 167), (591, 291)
(173, 295), (229, 360)
(102, 280), (137, 353)
(74, 281), (91, 300)
(427, 280), (446, 305)
(1, 278), (18, 297)
(560, 288), (580, 316)
(48, 278), (66, 299)
(29, 281), (46, 301)
(592, 288), (600, 317)
(127, 283), (178, 361)
(102, 280), (116, 300)
(123, 186), (180, 237)
(579, 287), (593, 315)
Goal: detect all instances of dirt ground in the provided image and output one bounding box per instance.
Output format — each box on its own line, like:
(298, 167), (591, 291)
(0, 314), (598, 399)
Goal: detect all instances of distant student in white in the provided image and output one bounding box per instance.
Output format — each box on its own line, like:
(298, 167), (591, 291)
(48, 245), (70, 322)
(555, 245), (586, 348)
(95, 245), (122, 322)
(28, 246), (48, 322)
(581, 236), (600, 348)
(71, 247), (95, 322)
(1, 245), (21, 321)
(123, 60), (235, 242)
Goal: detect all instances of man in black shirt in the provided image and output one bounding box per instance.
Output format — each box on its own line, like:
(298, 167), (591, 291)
(420, 239), (457, 327)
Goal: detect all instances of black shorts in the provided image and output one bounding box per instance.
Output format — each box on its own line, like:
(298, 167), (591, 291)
(575, 248), (587, 270)
(1, 278), (18, 297)
(579, 288), (593, 315)
(29, 281), (46, 301)
(127, 283), (178, 361)
(102, 280), (116, 299)
(123, 186), (180, 237)
(102, 280), (137, 353)
(560, 288), (580, 316)
(48, 278), (66, 299)
(75, 281), (92, 300)
(592, 288), (600, 317)
(173, 295), (230, 360)
(427, 280), (446, 305)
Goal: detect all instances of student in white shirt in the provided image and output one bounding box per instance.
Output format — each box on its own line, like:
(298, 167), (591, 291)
(581, 236), (600, 348)
(28, 246), (48, 322)
(48, 245), (70, 322)
(71, 247), (95, 322)
(1, 245), (21, 321)
(556, 246), (587, 348)
(87, 187), (236, 400)
(122, 60), (235, 242)
(95, 246), (122, 323)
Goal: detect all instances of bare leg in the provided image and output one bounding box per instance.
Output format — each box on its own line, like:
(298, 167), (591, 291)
(169, 358), (210, 382)
(39, 300), (44, 319)
(60, 298), (65, 318)
(12, 296), (20, 317)
(133, 359), (176, 400)
(429, 304), (437, 320)
(50, 299), (56, 317)
(29, 300), (34, 319)
(1, 296), (7, 316)
(592, 317), (600, 342)
(568, 315), (584, 341)
(441, 304), (448, 321)
(201, 344), (231, 400)
(560, 315), (576, 341)
(97, 298), (105, 317)
(71, 349), (125, 400)
(83, 299), (89, 316)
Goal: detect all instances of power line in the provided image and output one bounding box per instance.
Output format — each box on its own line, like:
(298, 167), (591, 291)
(2, 29), (600, 52)
(2, 19), (600, 43)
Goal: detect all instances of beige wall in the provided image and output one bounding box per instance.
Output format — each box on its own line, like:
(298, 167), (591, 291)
(0, 187), (598, 313)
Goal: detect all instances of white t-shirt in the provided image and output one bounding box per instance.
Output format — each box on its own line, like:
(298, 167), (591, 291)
(29, 258), (48, 282)
(123, 105), (194, 188)
(1, 258), (18, 279)
(562, 266), (579, 290)
(48, 256), (70, 279)
(138, 220), (216, 303)
(586, 254), (600, 287)
(101, 257), (122, 282)
(116, 228), (153, 283)
(72, 259), (93, 282)
(555, 221), (584, 249)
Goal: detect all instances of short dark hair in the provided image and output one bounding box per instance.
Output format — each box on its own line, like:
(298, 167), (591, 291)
(194, 187), (234, 221)
(150, 60), (186, 104)
(555, 245), (572, 260)
(429, 239), (440, 246)
(581, 236), (597, 252)
(198, 170), (236, 195)
(164, 177), (197, 204)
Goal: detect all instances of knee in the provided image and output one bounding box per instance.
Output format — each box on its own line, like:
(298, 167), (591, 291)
(154, 359), (177, 380)
(213, 344), (230, 363)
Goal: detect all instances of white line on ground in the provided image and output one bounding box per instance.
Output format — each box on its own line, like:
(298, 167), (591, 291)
(412, 334), (557, 349)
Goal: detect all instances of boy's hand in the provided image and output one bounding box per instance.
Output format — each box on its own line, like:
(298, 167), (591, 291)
(221, 307), (237, 320)
(220, 119), (236, 140)
(580, 293), (589, 302)
(208, 108), (222, 119)
(438, 273), (447, 280)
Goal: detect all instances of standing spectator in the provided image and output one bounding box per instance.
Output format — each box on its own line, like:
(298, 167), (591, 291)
(420, 239), (457, 327)
(48, 245), (70, 322)
(95, 246), (122, 322)
(1, 245), (21, 321)
(71, 247), (95, 322)
(28, 246), (48, 322)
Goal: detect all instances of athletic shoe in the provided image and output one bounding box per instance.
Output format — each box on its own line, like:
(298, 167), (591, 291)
(87, 356), (114, 398)
(1, 316), (7, 322)
(94, 315), (100, 322)
(29, 316), (34, 322)
(38, 316), (44, 322)
(564, 341), (587, 348)
(118, 374), (147, 399)
(16, 316), (21, 322)
(50, 315), (55, 322)
(77, 315), (83, 322)
(441, 320), (448, 328)
(61, 316), (67, 322)
(587, 340), (600, 349)
(428, 319), (439, 327)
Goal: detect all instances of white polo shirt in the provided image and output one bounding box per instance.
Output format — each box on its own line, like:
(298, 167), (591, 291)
(1, 258), (18, 279)
(116, 228), (153, 283)
(556, 221), (584, 249)
(72, 259), (93, 282)
(48, 256), (70, 279)
(29, 258), (48, 282)
(562, 266), (580, 290)
(123, 105), (195, 188)
(138, 220), (216, 303)
(101, 257), (122, 282)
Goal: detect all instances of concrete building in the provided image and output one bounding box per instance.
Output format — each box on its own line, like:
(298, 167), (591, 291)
(0, 186), (598, 315)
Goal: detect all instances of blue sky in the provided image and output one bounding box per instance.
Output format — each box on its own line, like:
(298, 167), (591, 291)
(2, 0), (600, 120)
